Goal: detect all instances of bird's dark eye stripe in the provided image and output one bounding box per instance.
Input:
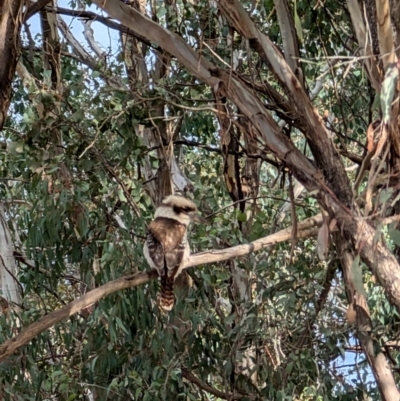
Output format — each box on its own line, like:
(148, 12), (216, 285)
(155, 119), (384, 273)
(173, 205), (196, 214)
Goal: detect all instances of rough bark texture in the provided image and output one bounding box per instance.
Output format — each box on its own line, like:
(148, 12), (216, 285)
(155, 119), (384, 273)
(0, 0), (24, 131)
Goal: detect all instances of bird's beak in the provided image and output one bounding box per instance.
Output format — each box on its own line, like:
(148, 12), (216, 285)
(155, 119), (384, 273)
(189, 212), (206, 223)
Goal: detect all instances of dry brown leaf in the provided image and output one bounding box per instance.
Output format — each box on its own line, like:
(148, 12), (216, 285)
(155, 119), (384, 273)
(371, 124), (388, 161)
(366, 120), (379, 154)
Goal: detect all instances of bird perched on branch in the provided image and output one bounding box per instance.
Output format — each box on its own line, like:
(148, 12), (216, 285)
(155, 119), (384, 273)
(143, 195), (204, 311)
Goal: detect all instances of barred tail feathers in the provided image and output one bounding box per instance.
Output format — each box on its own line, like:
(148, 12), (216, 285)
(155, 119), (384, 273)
(160, 274), (175, 311)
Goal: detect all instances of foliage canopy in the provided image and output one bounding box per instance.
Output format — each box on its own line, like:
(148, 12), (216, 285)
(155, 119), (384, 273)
(1, 0), (400, 400)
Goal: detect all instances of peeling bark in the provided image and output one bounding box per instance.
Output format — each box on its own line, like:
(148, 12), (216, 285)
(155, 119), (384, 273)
(0, 0), (24, 131)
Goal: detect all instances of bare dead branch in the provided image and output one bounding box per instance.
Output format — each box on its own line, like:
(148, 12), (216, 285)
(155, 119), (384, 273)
(56, 16), (99, 71)
(45, 6), (156, 49)
(81, 19), (105, 59)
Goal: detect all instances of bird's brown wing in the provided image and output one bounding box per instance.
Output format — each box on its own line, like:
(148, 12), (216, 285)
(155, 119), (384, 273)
(145, 231), (164, 272)
(147, 217), (187, 311)
(147, 217), (187, 275)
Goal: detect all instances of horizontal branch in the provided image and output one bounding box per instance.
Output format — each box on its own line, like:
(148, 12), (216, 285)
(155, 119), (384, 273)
(25, 0), (52, 21)
(0, 214), (323, 363)
(2, 211), (399, 363)
(0, 269), (158, 363)
(187, 216), (321, 267)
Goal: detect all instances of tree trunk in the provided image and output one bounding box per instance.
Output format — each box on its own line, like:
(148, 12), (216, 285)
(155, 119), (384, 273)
(0, 205), (21, 305)
(337, 234), (400, 400)
(0, 0), (24, 131)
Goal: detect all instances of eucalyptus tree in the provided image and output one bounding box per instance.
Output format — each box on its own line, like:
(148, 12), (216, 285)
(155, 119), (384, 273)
(0, 0), (400, 400)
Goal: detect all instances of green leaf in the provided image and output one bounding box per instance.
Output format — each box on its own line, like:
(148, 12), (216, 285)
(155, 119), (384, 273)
(143, 391), (152, 401)
(276, 390), (285, 401)
(237, 211), (247, 222)
(379, 187), (394, 204)
(157, 6), (167, 18)
(351, 254), (367, 296)
(224, 312), (236, 325)
(115, 316), (130, 335)
(7, 141), (24, 155)
(51, 371), (64, 379)
(389, 226), (400, 246)
(70, 109), (85, 122)
(293, 0), (303, 43)
(285, 361), (294, 375)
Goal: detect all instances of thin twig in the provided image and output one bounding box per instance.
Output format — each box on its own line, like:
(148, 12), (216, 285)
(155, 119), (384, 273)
(204, 195), (302, 219)
(288, 174), (297, 263)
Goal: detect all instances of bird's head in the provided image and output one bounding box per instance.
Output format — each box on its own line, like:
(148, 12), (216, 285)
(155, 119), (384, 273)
(155, 195), (205, 225)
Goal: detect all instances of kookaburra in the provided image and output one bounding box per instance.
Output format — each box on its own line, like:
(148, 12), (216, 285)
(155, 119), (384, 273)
(143, 195), (203, 311)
